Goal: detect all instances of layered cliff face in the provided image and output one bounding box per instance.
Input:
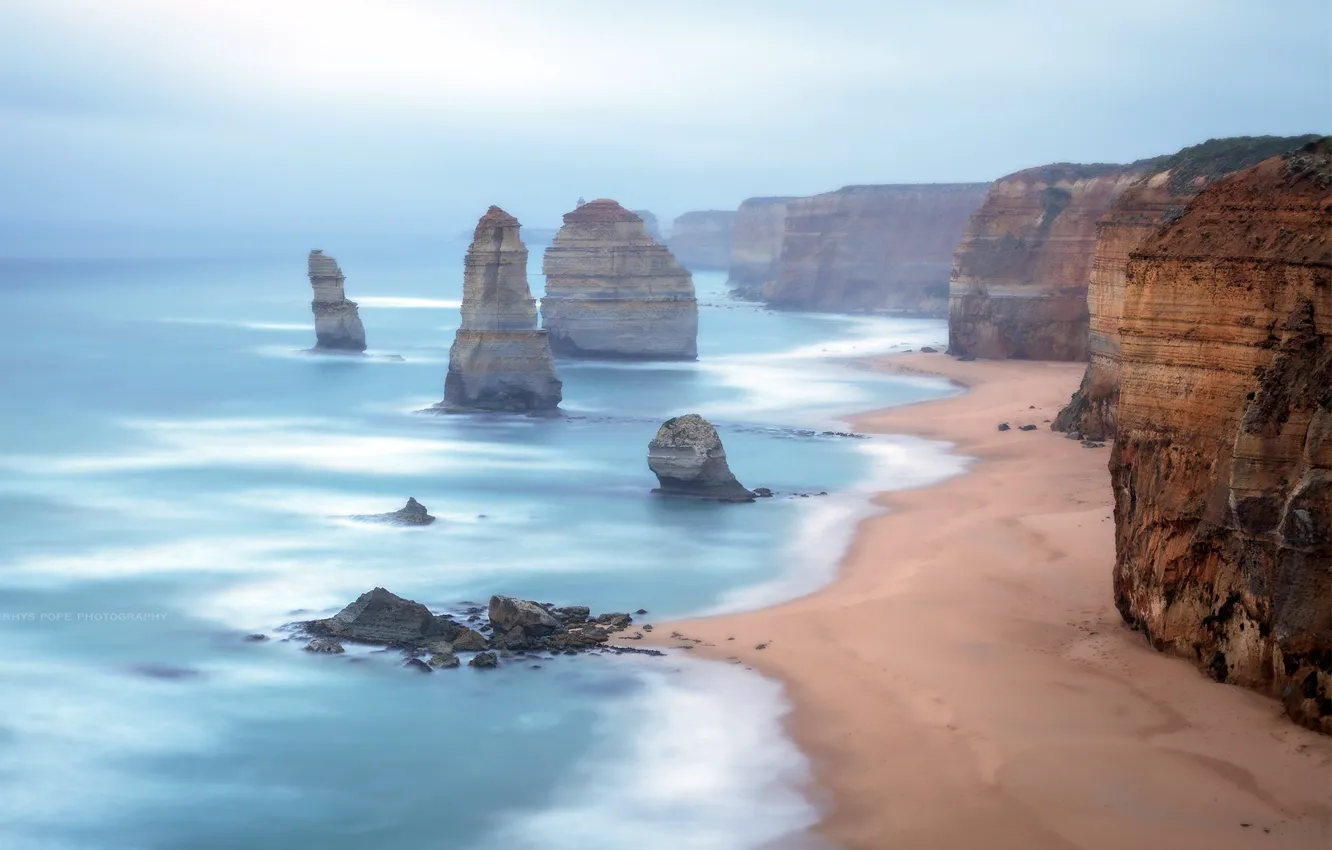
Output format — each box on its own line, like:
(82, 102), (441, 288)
(1110, 140), (1332, 733)
(726, 197), (796, 300)
(441, 207), (562, 411)
(665, 210), (737, 270)
(308, 250), (366, 352)
(1054, 136), (1323, 438)
(948, 163), (1157, 360)
(541, 199), (698, 360)
(766, 184), (989, 315)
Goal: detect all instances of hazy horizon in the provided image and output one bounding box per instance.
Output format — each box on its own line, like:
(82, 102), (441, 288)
(2, 0), (1328, 256)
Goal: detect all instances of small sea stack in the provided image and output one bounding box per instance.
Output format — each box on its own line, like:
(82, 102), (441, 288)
(541, 199), (698, 360)
(308, 250), (366, 353)
(647, 414), (754, 502)
(439, 207), (563, 412)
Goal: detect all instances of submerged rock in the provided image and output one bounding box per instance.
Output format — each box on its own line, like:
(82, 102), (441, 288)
(440, 207), (563, 412)
(304, 587), (467, 646)
(647, 414), (754, 502)
(304, 638), (345, 654)
(355, 497), (435, 526)
(469, 651), (499, 669)
(308, 250), (366, 353)
(428, 650), (461, 669)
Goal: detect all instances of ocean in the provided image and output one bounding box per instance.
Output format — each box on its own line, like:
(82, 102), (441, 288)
(0, 246), (964, 850)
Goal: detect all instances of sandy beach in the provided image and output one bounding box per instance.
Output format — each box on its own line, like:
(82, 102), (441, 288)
(660, 353), (1332, 849)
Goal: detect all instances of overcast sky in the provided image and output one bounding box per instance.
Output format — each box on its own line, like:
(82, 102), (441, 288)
(1, 0), (1328, 253)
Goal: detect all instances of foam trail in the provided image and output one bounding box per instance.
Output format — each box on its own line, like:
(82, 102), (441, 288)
(706, 436), (970, 614)
(355, 296), (460, 309)
(481, 659), (828, 850)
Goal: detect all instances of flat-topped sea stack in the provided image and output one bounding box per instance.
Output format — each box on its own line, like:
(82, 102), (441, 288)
(308, 250), (366, 352)
(632, 210), (662, 242)
(727, 196), (797, 300)
(541, 199), (698, 360)
(647, 414), (754, 502)
(1053, 135), (1322, 439)
(766, 184), (989, 315)
(1109, 139), (1331, 732)
(665, 210), (738, 270)
(440, 207), (562, 412)
(948, 162), (1159, 360)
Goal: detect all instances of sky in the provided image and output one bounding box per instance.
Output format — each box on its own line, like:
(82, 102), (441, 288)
(0, 0), (1328, 255)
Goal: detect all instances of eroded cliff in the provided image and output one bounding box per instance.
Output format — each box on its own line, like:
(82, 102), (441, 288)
(665, 210), (737, 270)
(948, 163), (1157, 360)
(766, 184), (989, 315)
(726, 196), (796, 300)
(541, 199), (698, 360)
(440, 207), (562, 411)
(1110, 140), (1331, 732)
(1054, 135), (1322, 438)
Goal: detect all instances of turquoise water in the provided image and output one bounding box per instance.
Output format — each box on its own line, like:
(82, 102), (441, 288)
(0, 249), (962, 850)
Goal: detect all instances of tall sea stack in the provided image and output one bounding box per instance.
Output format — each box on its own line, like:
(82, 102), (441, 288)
(541, 199), (698, 360)
(308, 250), (366, 352)
(440, 207), (562, 412)
(1109, 140), (1331, 733)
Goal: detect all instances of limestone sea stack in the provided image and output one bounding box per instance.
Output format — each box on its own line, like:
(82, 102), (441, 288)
(1053, 135), (1321, 440)
(766, 184), (989, 315)
(632, 210), (662, 242)
(541, 199), (698, 360)
(947, 162), (1157, 360)
(308, 250), (366, 352)
(665, 210), (738, 270)
(1109, 139), (1331, 733)
(440, 207), (562, 411)
(727, 196), (797, 300)
(647, 414), (754, 501)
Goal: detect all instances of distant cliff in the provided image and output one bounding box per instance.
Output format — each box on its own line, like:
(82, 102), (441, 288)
(948, 162), (1158, 360)
(1109, 140), (1331, 733)
(727, 197), (797, 299)
(632, 210), (662, 242)
(666, 210), (737, 270)
(764, 184), (989, 315)
(1053, 135), (1322, 438)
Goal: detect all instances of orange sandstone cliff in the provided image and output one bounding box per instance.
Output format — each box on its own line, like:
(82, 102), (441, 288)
(1110, 139), (1332, 732)
(764, 184), (989, 315)
(1054, 136), (1322, 439)
(948, 162), (1156, 360)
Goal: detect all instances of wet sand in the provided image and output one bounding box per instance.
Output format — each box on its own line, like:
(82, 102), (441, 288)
(660, 353), (1332, 849)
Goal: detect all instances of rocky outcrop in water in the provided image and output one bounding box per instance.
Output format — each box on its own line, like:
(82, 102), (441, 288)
(665, 210), (737, 270)
(353, 497), (435, 526)
(948, 163), (1159, 360)
(440, 207), (562, 411)
(766, 184), (989, 315)
(308, 250), (366, 352)
(296, 588), (656, 669)
(647, 414), (754, 501)
(1053, 136), (1322, 439)
(541, 199), (698, 360)
(727, 197), (797, 299)
(1109, 140), (1332, 733)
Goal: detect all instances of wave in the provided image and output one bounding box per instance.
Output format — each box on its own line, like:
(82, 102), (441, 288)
(356, 296), (461, 309)
(158, 318), (309, 332)
(477, 658), (828, 850)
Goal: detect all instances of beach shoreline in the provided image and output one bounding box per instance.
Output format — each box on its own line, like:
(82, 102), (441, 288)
(656, 353), (1332, 850)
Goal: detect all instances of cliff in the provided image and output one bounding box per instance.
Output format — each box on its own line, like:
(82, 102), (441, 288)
(1054, 135), (1323, 438)
(440, 207), (562, 411)
(948, 162), (1160, 360)
(765, 184), (989, 315)
(665, 210), (737, 270)
(726, 197), (797, 300)
(307, 250), (366, 352)
(1109, 139), (1331, 733)
(632, 210), (662, 242)
(541, 199), (698, 360)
